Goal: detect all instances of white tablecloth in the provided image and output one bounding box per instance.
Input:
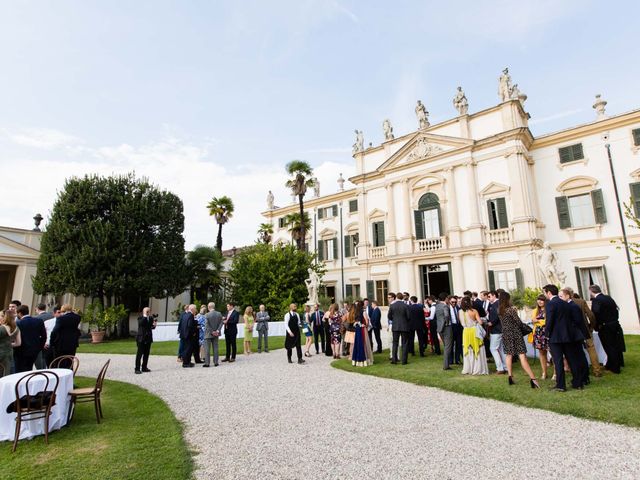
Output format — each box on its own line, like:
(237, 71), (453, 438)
(525, 331), (607, 364)
(152, 321), (288, 342)
(0, 368), (74, 441)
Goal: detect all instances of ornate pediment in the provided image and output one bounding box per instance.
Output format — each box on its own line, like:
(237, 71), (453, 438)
(407, 137), (443, 161)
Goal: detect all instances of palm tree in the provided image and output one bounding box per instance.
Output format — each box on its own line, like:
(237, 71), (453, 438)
(186, 245), (224, 302)
(257, 222), (274, 244)
(207, 196), (235, 252)
(285, 160), (315, 251)
(284, 212), (311, 248)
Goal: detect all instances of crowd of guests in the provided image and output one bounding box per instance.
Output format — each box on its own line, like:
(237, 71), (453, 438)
(0, 300), (82, 377)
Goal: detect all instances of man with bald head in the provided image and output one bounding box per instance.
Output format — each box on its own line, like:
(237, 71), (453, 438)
(284, 303), (304, 364)
(180, 304), (199, 368)
(135, 307), (157, 374)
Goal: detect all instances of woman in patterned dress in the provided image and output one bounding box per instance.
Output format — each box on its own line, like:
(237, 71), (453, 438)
(328, 303), (342, 358)
(529, 295), (549, 379)
(498, 291), (540, 388)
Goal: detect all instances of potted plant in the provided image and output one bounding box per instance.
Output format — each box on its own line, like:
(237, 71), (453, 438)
(83, 301), (128, 343)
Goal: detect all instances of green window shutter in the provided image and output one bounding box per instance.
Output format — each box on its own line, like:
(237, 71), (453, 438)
(332, 205), (338, 217)
(631, 182), (640, 217)
(414, 210), (425, 239)
(366, 280), (375, 301)
(487, 200), (497, 230)
(317, 240), (324, 261)
(633, 128), (640, 146)
(317, 208), (324, 219)
(575, 267), (584, 298)
(333, 237), (339, 259)
(344, 235), (351, 258)
(488, 270), (495, 291)
(572, 143), (584, 160)
(345, 284), (353, 297)
(558, 146), (572, 163)
(555, 196), (571, 229)
(379, 222), (386, 246)
(496, 197), (508, 228)
(515, 268), (524, 291)
(349, 199), (358, 213)
(591, 189), (607, 224)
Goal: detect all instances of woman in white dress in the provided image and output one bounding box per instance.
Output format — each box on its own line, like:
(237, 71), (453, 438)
(459, 296), (489, 375)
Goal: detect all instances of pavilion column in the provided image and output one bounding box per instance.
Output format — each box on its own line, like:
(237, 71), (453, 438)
(399, 178), (413, 254)
(444, 166), (460, 248)
(385, 181), (397, 256)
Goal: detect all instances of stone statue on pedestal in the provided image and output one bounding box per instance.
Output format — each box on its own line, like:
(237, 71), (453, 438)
(498, 68), (513, 102)
(352, 129), (364, 154)
(305, 268), (321, 305)
(527, 242), (567, 286)
(383, 119), (394, 141)
(593, 94), (607, 119)
(415, 100), (430, 129)
(313, 178), (320, 197)
(337, 173), (345, 192)
(266, 190), (274, 210)
(510, 84), (527, 105)
(453, 86), (468, 115)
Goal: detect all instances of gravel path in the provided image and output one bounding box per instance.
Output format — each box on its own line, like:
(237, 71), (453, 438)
(77, 350), (640, 479)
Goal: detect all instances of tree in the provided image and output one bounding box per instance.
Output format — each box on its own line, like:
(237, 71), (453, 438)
(283, 212), (311, 247)
(228, 243), (325, 321)
(207, 195), (235, 252)
(285, 160), (314, 251)
(257, 223), (274, 244)
(33, 173), (189, 309)
(186, 245), (224, 302)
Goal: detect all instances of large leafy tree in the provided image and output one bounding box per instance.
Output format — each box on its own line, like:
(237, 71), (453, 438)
(283, 212), (311, 247)
(207, 195), (235, 252)
(33, 173), (189, 306)
(186, 245), (224, 302)
(285, 160), (314, 251)
(257, 223), (274, 244)
(228, 243), (325, 321)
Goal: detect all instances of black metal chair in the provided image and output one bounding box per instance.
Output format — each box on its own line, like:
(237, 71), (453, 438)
(10, 370), (60, 452)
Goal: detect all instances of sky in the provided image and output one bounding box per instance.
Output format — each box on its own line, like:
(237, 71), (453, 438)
(1, 0), (639, 249)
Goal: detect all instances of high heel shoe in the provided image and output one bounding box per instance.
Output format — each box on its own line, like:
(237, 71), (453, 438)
(530, 379), (541, 389)
(508, 376), (515, 385)
(541, 372), (547, 380)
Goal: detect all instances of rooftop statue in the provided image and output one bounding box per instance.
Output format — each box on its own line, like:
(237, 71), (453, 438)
(415, 100), (430, 129)
(352, 129), (364, 154)
(453, 86), (468, 115)
(383, 119), (394, 141)
(266, 190), (274, 210)
(498, 68), (513, 102)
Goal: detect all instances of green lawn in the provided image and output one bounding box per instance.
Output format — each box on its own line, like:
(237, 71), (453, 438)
(1, 377), (193, 479)
(332, 335), (640, 428)
(78, 336), (285, 356)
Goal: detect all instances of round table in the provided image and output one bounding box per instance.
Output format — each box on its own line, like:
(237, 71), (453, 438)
(0, 368), (74, 442)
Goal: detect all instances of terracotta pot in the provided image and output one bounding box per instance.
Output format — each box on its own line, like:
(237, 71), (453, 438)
(91, 331), (106, 344)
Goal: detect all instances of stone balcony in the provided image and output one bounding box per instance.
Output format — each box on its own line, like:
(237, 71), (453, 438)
(370, 246), (387, 259)
(486, 227), (512, 245)
(414, 236), (446, 253)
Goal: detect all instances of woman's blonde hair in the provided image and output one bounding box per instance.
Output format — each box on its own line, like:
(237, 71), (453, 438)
(244, 306), (254, 316)
(61, 304), (74, 313)
(1, 309), (17, 332)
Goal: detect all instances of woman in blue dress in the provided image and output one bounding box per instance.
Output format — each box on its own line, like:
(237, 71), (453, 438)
(351, 301), (373, 367)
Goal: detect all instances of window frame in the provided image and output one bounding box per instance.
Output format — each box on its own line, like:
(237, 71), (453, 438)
(558, 143), (585, 164)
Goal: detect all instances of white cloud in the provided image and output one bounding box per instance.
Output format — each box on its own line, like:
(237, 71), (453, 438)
(528, 108), (583, 126)
(2, 127), (80, 149)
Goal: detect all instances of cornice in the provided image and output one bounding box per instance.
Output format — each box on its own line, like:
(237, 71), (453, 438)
(261, 188), (358, 217)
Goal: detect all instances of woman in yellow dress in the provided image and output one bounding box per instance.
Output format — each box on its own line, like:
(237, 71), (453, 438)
(529, 295), (549, 379)
(459, 296), (489, 375)
(243, 306), (255, 355)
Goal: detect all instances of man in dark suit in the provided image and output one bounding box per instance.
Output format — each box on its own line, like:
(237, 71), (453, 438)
(435, 293), (452, 369)
(177, 305), (189, 362)
(222, 302), (239, 362)
(487, 290), (506, 374)
(448, 296), (462, 365)
(311, 303), (325, 355)
(369, 300), (383, 353)
(544, 284), (586, 391)
(284, 303), (304, 364)
(135, 307), (156, 374)
(14, 305), (47, 373)
(589, 284), (625, 374)
(408, 296), (426, 357)
(180, 304), (198, 368)
(559, 289), (590, 387)
(387, 292), (411, 365)
(50, 304), (81, 365)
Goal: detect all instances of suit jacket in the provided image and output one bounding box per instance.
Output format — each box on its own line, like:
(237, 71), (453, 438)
(472, 298), (486, 318)
(16, 315), (47, 357)
(408, 303), (425, 330)
(370, 307), (382, 329)
(435, 302), (451, 333)
(136, 315), (155, 344)
(224, 310), (239, 335)
(310, 311), (324, 328)
(545, 296), (584, 343)
(590, 293), (619, 330)
(487, 301), (502, 334)
(388, 300), (410, 332)
(179, 312), (197, 340)
(204, 310), (223, 339)
(50, 311), (81, 353)
(567, 300), (590, 340)
(36, 311), (54, 321)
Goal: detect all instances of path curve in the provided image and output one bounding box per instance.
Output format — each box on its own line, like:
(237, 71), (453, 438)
(77, 351), (640, 479)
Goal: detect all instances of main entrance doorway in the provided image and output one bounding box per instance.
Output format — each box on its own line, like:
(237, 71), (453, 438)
(420, 263), (452, 299)
(0, 265), (17, 308)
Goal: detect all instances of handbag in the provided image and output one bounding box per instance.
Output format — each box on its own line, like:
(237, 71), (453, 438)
(474, 323), (486, 340)
(344, 330), (356, 344)
(520, 321), (533, 336)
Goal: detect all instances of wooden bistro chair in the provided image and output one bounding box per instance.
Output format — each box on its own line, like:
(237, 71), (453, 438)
(10, 370), (60, 453)
(49, 355), (80, 376)
(67, 359), (110, 424)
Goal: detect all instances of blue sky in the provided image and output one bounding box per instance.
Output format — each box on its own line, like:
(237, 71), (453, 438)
(1, 0), (639, 249)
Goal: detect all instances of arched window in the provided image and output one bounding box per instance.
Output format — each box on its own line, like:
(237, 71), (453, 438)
(415, 193), (442, 239)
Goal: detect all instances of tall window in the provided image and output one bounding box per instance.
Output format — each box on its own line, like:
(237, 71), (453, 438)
(414, 193), (442, 239)
(344, 233), (359, 258)
(630, 182), (640, 217)
(575, 266), (608, 297)
(317, 205), (338, 219)
(348, 199), (358, 213)
(345, 284), (361, 299)
(556, 189), (606, 229)
(558, 143), (584, 164)
(317, 238), (338, 261)
(495, 270), (516, 291)
(278, 218), (286, 228)
(632, 128), (640, 147)
(375, 280), (389, 306)
(372, 221), (385, 247)
(487, 197), (508, 230)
